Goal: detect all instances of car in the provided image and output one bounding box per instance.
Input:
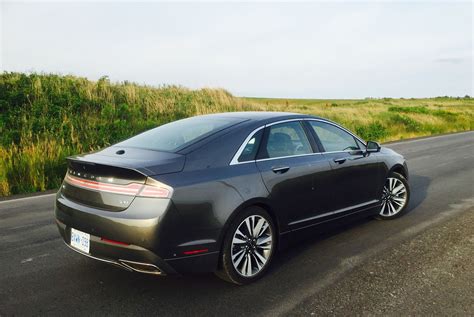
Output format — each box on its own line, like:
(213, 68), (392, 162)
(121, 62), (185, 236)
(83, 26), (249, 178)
(55, 112), (410, 284)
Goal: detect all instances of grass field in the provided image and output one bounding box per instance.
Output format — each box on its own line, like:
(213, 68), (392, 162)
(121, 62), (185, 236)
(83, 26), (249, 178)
(1, 72), (473, 196)
(244, 97), (474, 141)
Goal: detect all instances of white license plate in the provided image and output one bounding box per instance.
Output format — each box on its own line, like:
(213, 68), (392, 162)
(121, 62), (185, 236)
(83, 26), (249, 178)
(71, 228), (90, 253)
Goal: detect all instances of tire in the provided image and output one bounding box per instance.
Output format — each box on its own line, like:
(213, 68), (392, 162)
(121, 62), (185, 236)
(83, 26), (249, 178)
(375, 172), (410, 220)
(215, 206), (276, 285)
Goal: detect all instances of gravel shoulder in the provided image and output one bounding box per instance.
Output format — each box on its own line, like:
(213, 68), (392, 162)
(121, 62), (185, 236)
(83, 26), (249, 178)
(290, 208), (474, 316)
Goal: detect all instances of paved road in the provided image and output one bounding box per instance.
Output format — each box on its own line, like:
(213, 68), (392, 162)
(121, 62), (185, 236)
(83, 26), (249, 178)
(289, 206), (474, 316)
(1, 131), (473, 316)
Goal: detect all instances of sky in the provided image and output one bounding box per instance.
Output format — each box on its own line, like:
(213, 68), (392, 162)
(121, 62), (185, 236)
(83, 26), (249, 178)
(1, 1), (473, 98)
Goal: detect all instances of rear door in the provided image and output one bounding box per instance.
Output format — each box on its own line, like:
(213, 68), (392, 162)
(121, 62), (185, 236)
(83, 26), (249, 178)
(306, 120), (383, 212)
(255, 121), (332, 231)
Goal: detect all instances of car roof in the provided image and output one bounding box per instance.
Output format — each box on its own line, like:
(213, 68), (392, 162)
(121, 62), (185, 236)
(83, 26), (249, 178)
(175, 111), (339, 155)
(197, 111), (321, 123)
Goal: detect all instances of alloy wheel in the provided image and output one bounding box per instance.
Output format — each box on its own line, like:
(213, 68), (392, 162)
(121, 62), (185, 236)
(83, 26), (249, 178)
(231, 215), (273, 277)
(380, 177), (408, 216)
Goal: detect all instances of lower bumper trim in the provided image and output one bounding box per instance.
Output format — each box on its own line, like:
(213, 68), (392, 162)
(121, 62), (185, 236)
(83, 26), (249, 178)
(64, 241), (166, 276)
(118, 259), (163, 275)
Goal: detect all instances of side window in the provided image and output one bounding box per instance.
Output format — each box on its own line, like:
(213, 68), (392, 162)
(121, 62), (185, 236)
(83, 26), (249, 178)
(356, 138), (366, 150)
(309, 121), (359, 152)
(263, 121), (312, 159)
(238, 129), (263, 162)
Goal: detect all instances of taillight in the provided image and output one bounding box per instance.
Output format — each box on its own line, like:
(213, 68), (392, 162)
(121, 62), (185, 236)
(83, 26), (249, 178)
(137, 178), (173, 199)
(64, 174), (173, 198)
(64, 174), (142, 195)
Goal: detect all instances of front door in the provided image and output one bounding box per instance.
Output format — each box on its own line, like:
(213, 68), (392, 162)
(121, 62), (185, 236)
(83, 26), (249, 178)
(306, 120), (384, 213)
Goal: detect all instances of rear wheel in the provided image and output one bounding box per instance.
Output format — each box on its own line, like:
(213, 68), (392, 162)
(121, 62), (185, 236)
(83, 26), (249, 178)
(376, 172), (410, 220)
(215, 206), (276, 285)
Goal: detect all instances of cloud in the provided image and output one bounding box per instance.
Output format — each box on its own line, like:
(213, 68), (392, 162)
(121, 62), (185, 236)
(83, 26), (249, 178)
(434, 57), (467, 64)
(2, 2), (473, 98)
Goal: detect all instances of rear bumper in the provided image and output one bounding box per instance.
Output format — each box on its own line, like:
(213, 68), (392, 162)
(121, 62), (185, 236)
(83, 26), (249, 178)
(63, 240), (164, 275)
(55, 192), (220, 275)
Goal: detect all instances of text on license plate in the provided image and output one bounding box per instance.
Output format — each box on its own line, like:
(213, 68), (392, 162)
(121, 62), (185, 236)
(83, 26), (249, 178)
(71, 228), (90, 253)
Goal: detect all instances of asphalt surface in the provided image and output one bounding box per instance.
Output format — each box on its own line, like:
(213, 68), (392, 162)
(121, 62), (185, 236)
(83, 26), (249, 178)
(1, 131), (473, 316)
(289, 206), (474, 316)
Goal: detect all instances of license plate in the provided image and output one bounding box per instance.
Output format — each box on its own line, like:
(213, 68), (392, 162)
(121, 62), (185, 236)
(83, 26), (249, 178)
(71, 228), (90, 253)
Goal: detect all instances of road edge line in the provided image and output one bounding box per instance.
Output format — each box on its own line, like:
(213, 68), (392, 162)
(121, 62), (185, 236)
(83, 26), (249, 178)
(0, 193), (57, 205)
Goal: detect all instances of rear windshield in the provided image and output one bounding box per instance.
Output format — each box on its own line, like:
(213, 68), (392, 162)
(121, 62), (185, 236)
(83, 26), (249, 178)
(117, 116), (244, 152)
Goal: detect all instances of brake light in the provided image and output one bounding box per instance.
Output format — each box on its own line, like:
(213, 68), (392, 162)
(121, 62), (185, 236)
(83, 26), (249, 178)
(137, 178), (173, 198)
(64, 174), (173, 198)
(65, 174), (142, 195)
(137, 184), (172, 198)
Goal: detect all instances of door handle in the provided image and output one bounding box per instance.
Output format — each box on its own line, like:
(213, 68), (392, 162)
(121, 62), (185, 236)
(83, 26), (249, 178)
(333, 157), (346, 164)
(272, 166), (290, 174)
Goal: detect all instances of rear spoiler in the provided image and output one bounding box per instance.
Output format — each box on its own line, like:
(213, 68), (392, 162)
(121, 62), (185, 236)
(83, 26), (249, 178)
(65, 158), (173, 199)
(66, 146), (186, 176)
(66, 157), (148, 181)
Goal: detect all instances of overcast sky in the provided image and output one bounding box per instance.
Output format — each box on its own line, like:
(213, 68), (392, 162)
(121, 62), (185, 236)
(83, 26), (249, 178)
(1, 1), (472, 98)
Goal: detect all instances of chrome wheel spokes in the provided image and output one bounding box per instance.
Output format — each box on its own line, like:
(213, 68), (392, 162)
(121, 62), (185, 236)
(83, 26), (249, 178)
(231, 215), (273, 277)
(380, 177), (407, 217)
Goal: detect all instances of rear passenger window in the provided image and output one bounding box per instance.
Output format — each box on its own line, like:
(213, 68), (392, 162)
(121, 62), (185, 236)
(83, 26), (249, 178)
(263, 121), (312, 159)
(238, 130), (263, 162)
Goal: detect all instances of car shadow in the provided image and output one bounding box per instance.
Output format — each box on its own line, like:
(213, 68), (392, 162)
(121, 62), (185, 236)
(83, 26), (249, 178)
(406, 173), (431, 212)
(272, 173), (432, 271)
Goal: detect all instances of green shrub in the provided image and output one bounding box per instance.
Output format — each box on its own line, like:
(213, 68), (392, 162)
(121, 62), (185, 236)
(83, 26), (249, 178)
(388, 106), (458, 120)
(431, 109), (458, 119)
(355, 122), (388, 141)
(389, 114), (422, 132)
(388, 106), (430, 114)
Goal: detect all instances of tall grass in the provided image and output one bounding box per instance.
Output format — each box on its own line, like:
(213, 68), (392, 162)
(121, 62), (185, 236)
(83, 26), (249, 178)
(1, 72), (473, 196)
(0, 73), (253, 195)
(245, 96), (473, 141)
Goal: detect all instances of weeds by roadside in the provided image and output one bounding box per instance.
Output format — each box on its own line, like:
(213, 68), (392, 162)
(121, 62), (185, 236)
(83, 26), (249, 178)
(1, 72), (473, 196)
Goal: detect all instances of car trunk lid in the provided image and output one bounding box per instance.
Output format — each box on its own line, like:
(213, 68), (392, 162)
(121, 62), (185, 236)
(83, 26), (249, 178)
(61, 147), (183, 211)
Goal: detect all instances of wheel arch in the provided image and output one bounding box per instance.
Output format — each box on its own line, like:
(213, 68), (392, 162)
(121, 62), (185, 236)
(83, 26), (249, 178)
(217, 198), (281, 258)
(389, 163), (408, 180)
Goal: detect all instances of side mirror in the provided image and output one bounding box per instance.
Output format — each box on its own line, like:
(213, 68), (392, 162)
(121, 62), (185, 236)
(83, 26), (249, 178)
(366, 141), (381, 153)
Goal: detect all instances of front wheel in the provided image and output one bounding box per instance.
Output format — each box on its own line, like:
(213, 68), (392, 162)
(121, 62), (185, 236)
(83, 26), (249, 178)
(376, 172), (410, 220)
(215, 207), (276, 285)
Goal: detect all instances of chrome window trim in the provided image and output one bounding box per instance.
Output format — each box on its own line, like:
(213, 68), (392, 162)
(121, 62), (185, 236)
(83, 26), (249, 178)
(229, 117), (367, 166)
(229, 126), (266, 165)
(265, 118), (302, 127)
(255, 152), (324, 163)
